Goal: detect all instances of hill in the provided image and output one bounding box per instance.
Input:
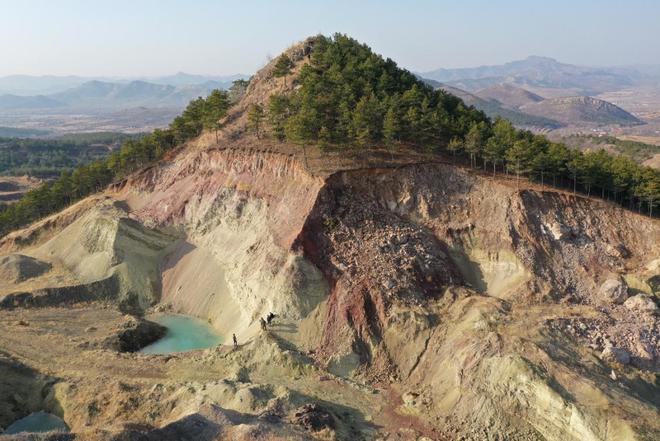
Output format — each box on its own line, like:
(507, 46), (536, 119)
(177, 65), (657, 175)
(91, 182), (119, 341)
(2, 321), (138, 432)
(521, 95), (644, 126)
(423, 79), (564, 129)
(0, 35), (658, 441)
(475, 83), (545, 108)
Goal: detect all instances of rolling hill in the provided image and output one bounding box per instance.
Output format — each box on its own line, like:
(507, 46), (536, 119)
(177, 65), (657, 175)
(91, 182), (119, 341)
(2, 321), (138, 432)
(424, 77), (645, 129)
(423, 79), (564, 129)
(520, 95), (644, 126)
(475, 83), (545, 108)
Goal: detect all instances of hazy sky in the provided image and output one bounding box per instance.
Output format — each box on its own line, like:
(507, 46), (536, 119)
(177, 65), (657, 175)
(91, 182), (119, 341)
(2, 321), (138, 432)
(1, 0), (659, 77)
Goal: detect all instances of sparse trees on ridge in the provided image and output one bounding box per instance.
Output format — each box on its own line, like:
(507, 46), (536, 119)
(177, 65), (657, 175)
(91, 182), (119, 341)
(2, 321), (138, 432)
(1, 34), (659, 241)
(0, 89), (234, 237)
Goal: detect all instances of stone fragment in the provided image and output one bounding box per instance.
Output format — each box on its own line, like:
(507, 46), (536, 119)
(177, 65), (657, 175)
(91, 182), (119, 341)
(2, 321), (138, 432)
(601, 345), (631, 365)
(597, 278), (628, 304)
(624, 294), (658, 314)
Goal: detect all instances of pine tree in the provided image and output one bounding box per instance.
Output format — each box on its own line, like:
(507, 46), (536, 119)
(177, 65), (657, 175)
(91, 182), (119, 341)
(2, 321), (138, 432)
(506, 139), (533, 188)
(248, 104), (266, 139)
(464, 122), (488, 169)
(352, 93), (382, 147)
(483, 137), (506, 176)
(268, 94), (289, 142)
(447, 137), (464, 160)
(203, 90), (231, 143)
(273, 54), (294, 86)
(383, 105), (401, 145)
(228, 79), (250, 103)
(318, 126), (332, 150)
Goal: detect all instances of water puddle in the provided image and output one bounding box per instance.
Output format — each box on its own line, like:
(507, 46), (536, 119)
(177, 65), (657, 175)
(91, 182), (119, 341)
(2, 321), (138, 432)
(139, 314), (222, 354)
(4, 411), (69, 434)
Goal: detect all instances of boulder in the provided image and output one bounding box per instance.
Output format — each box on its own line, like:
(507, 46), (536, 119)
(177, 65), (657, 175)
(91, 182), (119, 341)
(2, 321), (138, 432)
(623, 294), (658, 314)
(597, 278), (629, 305)
(292, 403), (334, 432)
(601, 345), (631, 365)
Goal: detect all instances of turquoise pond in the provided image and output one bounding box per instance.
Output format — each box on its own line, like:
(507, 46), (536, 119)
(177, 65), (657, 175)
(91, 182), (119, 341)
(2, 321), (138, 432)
(4, 411), (69, 434)
(139, 314), (223, 354)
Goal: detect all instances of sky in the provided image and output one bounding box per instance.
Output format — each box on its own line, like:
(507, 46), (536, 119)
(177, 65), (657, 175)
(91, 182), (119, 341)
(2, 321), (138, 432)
(1, 0), (659, 77)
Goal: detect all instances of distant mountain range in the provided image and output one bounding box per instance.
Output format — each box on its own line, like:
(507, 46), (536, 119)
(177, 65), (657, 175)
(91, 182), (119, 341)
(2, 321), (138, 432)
(420, 56), (659, 96)
(0, 76), (248, 112)
(1, 56), (655, 132)
(0, 73), (248, 96)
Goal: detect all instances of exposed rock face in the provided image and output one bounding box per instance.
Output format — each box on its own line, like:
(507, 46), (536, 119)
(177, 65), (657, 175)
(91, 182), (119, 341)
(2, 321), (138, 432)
(0, 41), (658, 441)
(597, 278), (629, 305)
(1, 145), (658, 440)
(102, 317), (167, 352)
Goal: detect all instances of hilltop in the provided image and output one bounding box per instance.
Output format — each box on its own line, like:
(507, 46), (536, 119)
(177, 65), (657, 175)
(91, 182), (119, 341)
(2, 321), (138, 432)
(0, 35), (658, 441)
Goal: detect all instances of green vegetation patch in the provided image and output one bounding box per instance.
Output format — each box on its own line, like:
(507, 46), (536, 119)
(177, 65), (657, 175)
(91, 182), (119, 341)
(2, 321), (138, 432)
(0, 133), (139, 178)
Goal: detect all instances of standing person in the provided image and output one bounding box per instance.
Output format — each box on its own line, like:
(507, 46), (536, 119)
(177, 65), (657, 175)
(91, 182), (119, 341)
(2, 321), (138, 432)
(260, 317), (267, 331)
(232, 333), (238, 349)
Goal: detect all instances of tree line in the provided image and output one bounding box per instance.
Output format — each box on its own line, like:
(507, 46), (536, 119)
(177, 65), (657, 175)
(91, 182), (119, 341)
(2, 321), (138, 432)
(0, 133), (137, 177)
(249, 34), (659, 216)
(0, 88), (235, 237)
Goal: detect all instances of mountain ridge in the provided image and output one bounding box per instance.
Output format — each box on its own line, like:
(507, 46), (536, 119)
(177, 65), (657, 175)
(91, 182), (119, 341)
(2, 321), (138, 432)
(0, 73), (248, 96)
(421, 55), (639, 95)
(0, 79), (232, 111)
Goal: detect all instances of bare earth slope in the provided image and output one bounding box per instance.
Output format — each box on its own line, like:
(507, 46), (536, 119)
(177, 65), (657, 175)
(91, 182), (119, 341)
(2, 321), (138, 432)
(0, 40), (659, 441)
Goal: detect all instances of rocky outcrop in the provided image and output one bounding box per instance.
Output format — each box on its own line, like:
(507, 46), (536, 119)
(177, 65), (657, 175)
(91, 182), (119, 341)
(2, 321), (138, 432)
(0, 254), (51, 284)
(0, 275), (119, 310)
(102, 317), (167, 352)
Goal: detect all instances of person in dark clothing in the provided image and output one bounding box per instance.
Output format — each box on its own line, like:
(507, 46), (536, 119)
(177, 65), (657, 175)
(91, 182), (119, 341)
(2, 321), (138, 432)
(260, 317), (267, 331)
(266, 312), (277, 325)
(232, 333), (238, 349)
